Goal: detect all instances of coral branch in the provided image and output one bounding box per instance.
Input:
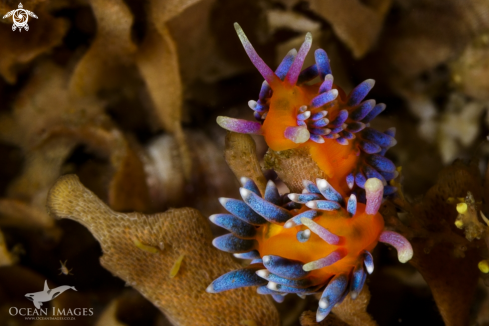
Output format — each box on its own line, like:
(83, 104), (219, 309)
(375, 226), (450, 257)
(224, 132), (267, 194)
(47, 175), (279, 326)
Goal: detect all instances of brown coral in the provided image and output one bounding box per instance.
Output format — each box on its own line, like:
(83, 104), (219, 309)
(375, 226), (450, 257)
(310, 0), (391, 58)
(47, 174), (280, 326)
(382, 160), (485, 326)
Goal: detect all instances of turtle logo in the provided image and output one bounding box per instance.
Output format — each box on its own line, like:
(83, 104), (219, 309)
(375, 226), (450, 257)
(2, 3), (38, 32)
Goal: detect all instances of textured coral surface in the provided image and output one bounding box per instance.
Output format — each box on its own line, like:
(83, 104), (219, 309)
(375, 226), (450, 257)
(47, 174), (279, 326)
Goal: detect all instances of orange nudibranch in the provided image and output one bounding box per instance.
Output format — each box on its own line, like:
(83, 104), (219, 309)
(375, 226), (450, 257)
(217, 23), (398, 199)
(207, 177), (413, 322)
(210, 23), (412, 323)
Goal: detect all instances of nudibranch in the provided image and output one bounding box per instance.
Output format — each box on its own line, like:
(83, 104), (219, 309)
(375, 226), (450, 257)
(217, 23), (398, 198)
(207, 177), (413, 321)
(208, 23), (413, 322)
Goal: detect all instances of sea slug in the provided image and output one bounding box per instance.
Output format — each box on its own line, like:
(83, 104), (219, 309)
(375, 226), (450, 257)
(209, 23), (412, 322)
(217, 23), (398, 199)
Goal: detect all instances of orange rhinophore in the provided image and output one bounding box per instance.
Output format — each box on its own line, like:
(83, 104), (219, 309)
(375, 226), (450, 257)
(210, 23), (412, 322)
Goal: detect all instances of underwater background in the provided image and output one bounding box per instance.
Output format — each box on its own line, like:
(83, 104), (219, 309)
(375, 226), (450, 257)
(1, 0), (489, 325)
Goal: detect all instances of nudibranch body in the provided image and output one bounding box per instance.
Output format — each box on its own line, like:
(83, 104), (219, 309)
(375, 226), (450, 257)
(209, 23), (412, 322)
(217, 23), (397, 198)
(207, 177), (412, 321)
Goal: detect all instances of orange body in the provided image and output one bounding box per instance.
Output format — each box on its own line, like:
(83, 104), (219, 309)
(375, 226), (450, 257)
(256, 203), (384, 282)
(264, 82), (359, 197)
